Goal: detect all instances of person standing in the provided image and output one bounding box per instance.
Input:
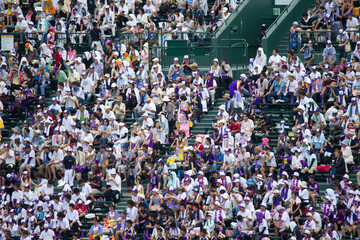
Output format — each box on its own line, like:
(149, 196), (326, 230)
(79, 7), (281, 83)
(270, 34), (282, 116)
(63, 147), (76, 187)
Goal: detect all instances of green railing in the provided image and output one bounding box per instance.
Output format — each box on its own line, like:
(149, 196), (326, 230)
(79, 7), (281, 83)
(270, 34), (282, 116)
(1, 31), (248, 69)
(289, 29), (360, 52)
(119, 30), (213, 43)
(0, 32), (92, 54)
(148, 39), (248, 69)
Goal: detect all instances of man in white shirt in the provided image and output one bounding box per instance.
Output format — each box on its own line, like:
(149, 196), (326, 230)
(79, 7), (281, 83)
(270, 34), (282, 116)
(143, 0), (156, 18)
(25, 21), (38, 46)
(62, 110), (75, 132)
(308, 206), (322, 234)
(273, 205), (290, 235)
(104, 169), (122, 202)
(346, 12), (359, 42)
(13, 15), (28, 32)
(212, 201), (225, 225)
(23, 185), (34, 205)
(49, 144), (64, 180)
(141, 96), (156, 118)
(65, 203), (80, 231)
(11, 183), (23, 206)
(103, 105), (116, 120)
(39, 224), (55, 239)
(221, 151), (235, 179)
(268, 49), (281, 69)
(2, 143), (15, 166)
(284, 73), (298, 102)
(100, 6), (116, 36)
(116, 0), (129, 16)
(141, 113), (154, 129)
(20, 145), (36, 176)
(126, 200), (138, 222)
(80, 73), (95, 104)
(56, 212), (70, 239)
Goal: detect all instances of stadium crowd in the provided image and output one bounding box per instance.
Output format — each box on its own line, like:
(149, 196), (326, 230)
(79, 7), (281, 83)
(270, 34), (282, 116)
(1, 0), (360, 240)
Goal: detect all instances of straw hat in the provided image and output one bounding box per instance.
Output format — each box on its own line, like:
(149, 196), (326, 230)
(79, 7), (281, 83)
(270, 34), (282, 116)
(299, 181), (308, 188)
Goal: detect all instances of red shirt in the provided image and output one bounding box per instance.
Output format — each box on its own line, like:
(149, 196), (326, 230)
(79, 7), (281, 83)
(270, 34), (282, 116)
(229, 122), (240, 133)
(194, 143), (204, 153)
(75, 204), (88, 214)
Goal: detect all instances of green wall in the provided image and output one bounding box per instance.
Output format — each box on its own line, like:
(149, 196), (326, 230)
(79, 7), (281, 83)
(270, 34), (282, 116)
(213, 0), (289, 60)
(262, 0), (313, 56)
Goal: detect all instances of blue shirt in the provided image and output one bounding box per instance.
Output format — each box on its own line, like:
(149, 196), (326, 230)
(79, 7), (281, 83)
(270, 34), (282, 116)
(312, 135), (325, 150)
(272, 79), (284, 93)
(215, 151), (224, 164)
(322, 46), (336, 61)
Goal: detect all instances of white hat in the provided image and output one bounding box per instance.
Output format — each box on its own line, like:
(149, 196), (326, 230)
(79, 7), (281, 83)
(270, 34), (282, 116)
(214, 201), (221, 206)
(213, 58), (219, 62)
(153, 57), (159, 62)
(219, 172), (225, 176)
(300, 181), (307, 188)
(216, 179), (222, 184)
(222, 193), (229, 199)
(197, 171), (204, 175)
(222, 7), (228, 12)
(66, 146), (73, 152)
(219, 105), (226, 110)
(138, 194), (145, 199)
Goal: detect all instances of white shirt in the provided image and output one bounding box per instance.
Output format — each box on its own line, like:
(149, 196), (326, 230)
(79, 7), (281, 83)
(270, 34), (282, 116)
(109, 174), (122, 192)
(116, 3), (129, 16)
(268, 54), (281, 68)
(274, 211), (290, 226)
(65, 209), (79, 223)
(81, 77), (94, 92)
(143, 4), (156, 16)
(126, 206), (138, 221)
(39, 229), (55, 239)
(11, 190), (23, 202)
(103, 10), (115, 25)
(286, 80), (298, 93)
(16, 20), (28, 30)
(4, 149), (15, 165)
(346, 17), (359, 29)
(40, 184), (54, 196)
(141, 117), (154, 129)
(57, 218), (70, 230)
(142, 101), (156, 116)
(62, 116), (75, 132)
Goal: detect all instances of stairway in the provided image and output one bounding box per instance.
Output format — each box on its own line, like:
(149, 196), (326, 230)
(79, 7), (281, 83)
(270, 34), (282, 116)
(277, 34), (290, 57)
(188, 101), (223, 146)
